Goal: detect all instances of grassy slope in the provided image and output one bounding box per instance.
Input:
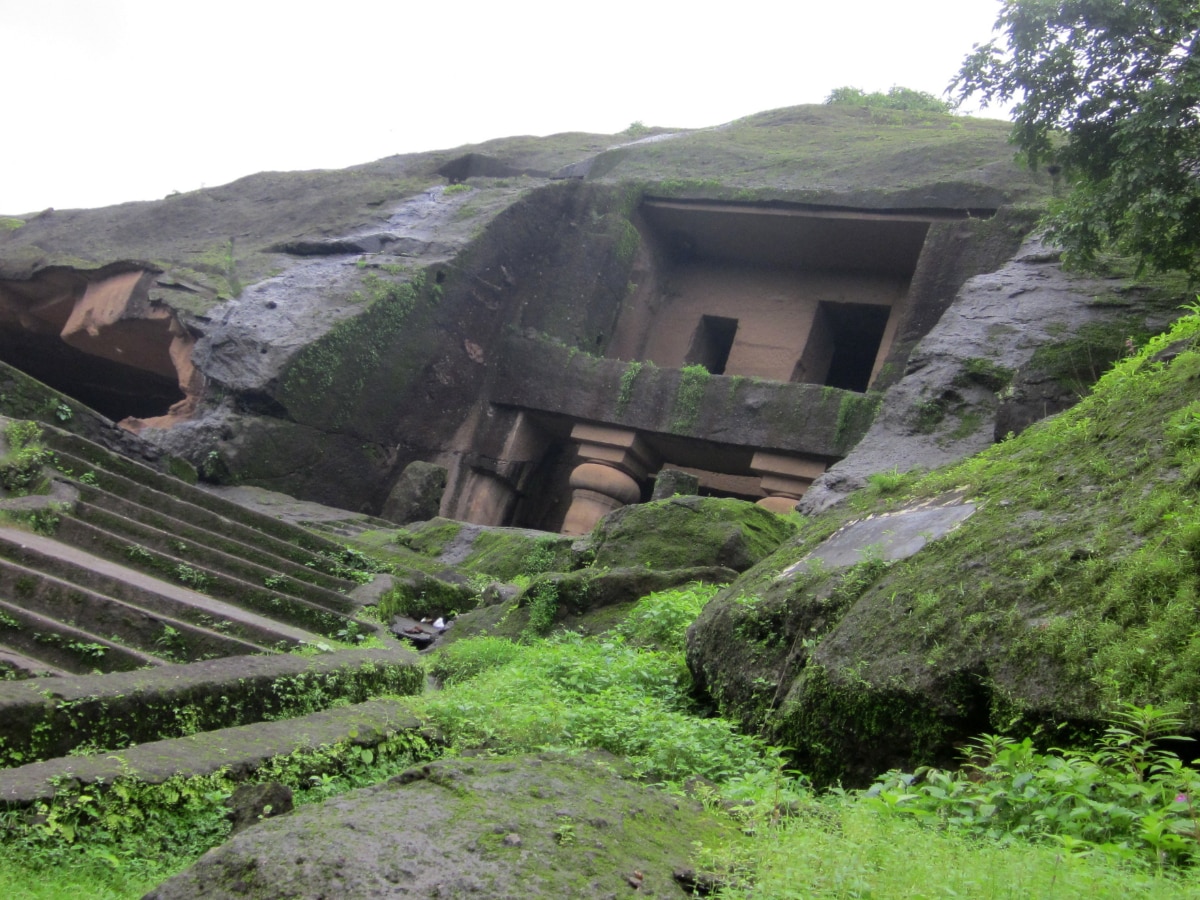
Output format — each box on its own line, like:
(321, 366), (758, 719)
(0, 104), (1049, 310)
(841, 311), (1200, 718)
(595, 105), (1046, 203)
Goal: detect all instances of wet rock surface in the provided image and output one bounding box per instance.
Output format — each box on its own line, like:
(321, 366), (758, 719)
(145, 752), (735, 900)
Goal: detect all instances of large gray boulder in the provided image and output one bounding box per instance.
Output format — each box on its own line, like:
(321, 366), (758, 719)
(145, 753), (736, 899)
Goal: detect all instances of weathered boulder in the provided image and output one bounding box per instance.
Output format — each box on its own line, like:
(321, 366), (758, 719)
(800, 238), (1182, 514)
(380, 460), (447, 525)
(589, 496), (796, 573)
(225, 781), (293, 837)
(651, 468), (699, 501)
(145, 753), (738, 900)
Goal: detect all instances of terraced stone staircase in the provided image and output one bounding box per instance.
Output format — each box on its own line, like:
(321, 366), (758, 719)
(0, 416), (429, 812)
(0, 425), (383, 676)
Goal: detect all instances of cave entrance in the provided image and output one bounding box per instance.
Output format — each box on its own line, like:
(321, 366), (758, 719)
(684, 315), (738, 375)
(793, 302), (892, 392)
(0, 331), (185, 421)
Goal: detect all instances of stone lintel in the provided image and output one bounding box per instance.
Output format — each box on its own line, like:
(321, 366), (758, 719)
(749, 451), (827, 481)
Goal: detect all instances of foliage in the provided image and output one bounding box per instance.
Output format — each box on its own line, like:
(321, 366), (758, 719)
(707, 792), (1200, 899)
(615, 360), (643, 416)
(0, 728), (434, 894)
(0, 420), (53, 495)
(902, 310), (1200, 713)
(522, 581), (560, 637)
(672, 364), (711, 432)
(958, 356), (1015, 392)
(863, 467), (912, 497)
(612, 583), (720, 652)
(956, 0), (1200, 275)
(833, 390), (882, 450)
(867, 705), (1200, 869)
(310, 545), (390, 584)
(425, 636), (525, 686)
(825, 85), (954, 115)
(0, 659), (422, 767)
(378, 574), (467, 621)
(416, 632), (771, 784)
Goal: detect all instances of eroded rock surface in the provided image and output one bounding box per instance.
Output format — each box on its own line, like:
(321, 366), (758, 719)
(145, 753), (735, 900)
(800, 237), (1178, 513)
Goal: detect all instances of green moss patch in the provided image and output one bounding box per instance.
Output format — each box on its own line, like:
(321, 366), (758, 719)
(590, 496), (797, 572)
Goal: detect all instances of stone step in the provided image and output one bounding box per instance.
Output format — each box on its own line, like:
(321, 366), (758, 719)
(0, 597), (162, 675)
(0, 526), (322, 650)
(0, 646), (423, 767)
(0, 697), (434, 806)
(68, 497), (356, 612)
(52, 516), (370, 640)
(73, 481), (351, 592)
(0, 554), (264, 663)
(52, 450), (356, 592)
(42, 429), (358, 564)
(0, 645), (69, 678)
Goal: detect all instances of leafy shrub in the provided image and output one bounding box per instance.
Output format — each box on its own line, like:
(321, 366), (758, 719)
(867, 705), (1200, 868)
(311, 546), (390, 584)
(378, 573), (472, 621)
(612, 583), (719, 652)
(0, 421), (53, 496)
(426, 636), (524, 686)
(523, 581), (560, 636)
(825, 85), (953, 115)
(520, 537), (561, 576)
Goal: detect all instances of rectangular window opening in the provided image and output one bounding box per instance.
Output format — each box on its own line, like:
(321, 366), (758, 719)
(684, 315), (739, 375)
(792, 302), (890, 392)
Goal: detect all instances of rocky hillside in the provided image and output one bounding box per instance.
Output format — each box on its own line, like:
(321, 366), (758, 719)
(0, 104), (1067, 525)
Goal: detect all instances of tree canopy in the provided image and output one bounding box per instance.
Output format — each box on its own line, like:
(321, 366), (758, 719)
(824, 85), (954, 115)
(956, 0), (1200, 275)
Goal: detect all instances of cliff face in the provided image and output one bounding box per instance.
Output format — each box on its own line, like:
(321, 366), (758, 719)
(0, 104), (1173, 532)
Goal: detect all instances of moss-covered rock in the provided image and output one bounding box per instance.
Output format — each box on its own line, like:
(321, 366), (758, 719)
(688, 314), (1200, 785)
(589, 497), (797, 573)
(378, 571), (476, 621)
(443, 566), (737, 645)
(146, 752), (741, 900)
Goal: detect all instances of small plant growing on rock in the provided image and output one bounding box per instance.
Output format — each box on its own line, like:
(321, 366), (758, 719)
(0, 420), (54, 496)
(523, 582), (560, 636)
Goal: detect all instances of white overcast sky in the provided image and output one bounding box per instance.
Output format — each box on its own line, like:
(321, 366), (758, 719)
(1, 0), (1011, 215)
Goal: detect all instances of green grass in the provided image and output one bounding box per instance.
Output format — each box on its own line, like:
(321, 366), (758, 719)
(0, 857), (169, 900)
(710, 800), (1200, 899)
(594, 105), (1046, 203)
(6, 579), (1200, 898)
(415, 629), (770, 783)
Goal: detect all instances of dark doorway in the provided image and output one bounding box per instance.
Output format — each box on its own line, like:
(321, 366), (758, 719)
(684, 315), (739, 375)
(819, 302), (891, 392)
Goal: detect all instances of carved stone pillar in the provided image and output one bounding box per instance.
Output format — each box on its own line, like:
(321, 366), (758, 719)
(750, 452), (827, 515)
(561, 424), (657, 536)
